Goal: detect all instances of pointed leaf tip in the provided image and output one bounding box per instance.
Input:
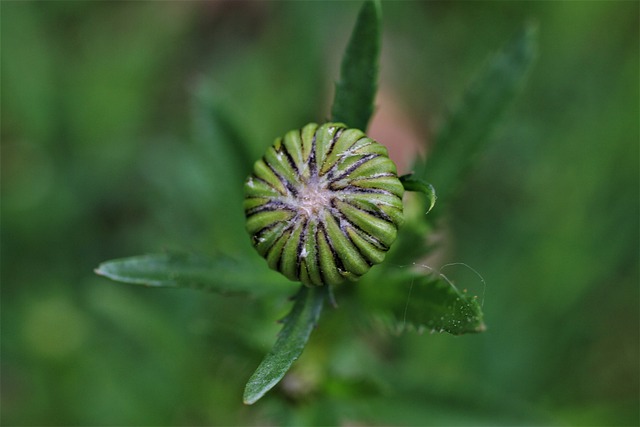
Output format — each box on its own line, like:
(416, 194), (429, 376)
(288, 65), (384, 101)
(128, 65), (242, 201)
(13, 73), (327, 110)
(95, 252), (289, 296)
(400, 174), (437, 214)
(331, 0), (382, 131)
(243, 285), (327, 404)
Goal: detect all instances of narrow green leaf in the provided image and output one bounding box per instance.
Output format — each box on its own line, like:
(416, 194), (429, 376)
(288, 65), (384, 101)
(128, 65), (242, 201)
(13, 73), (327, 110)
(95, 252), (289, 296)
(364, 272), (485, 335)
(399, 174), (437, 214)
(415, 23), (538, 212)
(331, 0), (381, 131)
(243, 285), (327, 405)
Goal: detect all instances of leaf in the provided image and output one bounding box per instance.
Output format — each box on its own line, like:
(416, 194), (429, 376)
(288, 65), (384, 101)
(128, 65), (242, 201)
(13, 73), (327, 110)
(399, 174), (437, 214)
(364, 271), (485, 335)
(243, 285), (327, 405)
(191, 85), (254, 183)
(95, 252), (290, 296)
(331, 0), (382, 131)
(414, 23), (538, 213)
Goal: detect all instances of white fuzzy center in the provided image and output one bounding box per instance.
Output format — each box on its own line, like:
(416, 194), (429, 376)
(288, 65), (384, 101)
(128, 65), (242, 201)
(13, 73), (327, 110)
(296, 178), (331, 217)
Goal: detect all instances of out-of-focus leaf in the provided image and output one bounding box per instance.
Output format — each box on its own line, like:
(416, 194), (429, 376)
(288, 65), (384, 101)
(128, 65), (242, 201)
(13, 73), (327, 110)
(192, 86), (254, 182)
(415, 23), (538, 213)
(95, 252), (290, 296)
(190, 87), (257, 253)
(243, 285), (327, 405)
(336, 392), (550, 426)
(331, 0), (381, 131)
(364, 272), (485, 335)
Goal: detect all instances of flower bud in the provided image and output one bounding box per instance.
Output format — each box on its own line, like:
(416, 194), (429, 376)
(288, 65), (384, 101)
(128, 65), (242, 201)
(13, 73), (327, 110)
(244, 123), (404, 286)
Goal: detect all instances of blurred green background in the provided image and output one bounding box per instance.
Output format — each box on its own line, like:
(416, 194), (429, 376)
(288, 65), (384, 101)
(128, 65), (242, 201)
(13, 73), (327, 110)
(2, 1), (638, 425)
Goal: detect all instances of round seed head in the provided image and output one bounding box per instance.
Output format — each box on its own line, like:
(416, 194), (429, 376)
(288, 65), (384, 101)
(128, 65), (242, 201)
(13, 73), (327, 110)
(244, 123), (404, 286)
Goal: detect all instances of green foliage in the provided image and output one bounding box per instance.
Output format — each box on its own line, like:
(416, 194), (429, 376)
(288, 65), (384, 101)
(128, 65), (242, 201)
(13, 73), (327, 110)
(331, 0), (381, 130)
(3, 0), (638, 425)
(92, 0), (499, 404)
(414, 24), (537, 214)
(95, 252), (289, 296)
(88, 0), (535, 405)
(399, 174), (437, 214)
(365, 271), (485, 335)
(243, 286), (327, 405)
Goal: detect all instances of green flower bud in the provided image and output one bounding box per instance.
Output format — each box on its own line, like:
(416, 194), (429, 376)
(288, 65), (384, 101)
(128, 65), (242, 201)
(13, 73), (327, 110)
(244, 123), (404, 286)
